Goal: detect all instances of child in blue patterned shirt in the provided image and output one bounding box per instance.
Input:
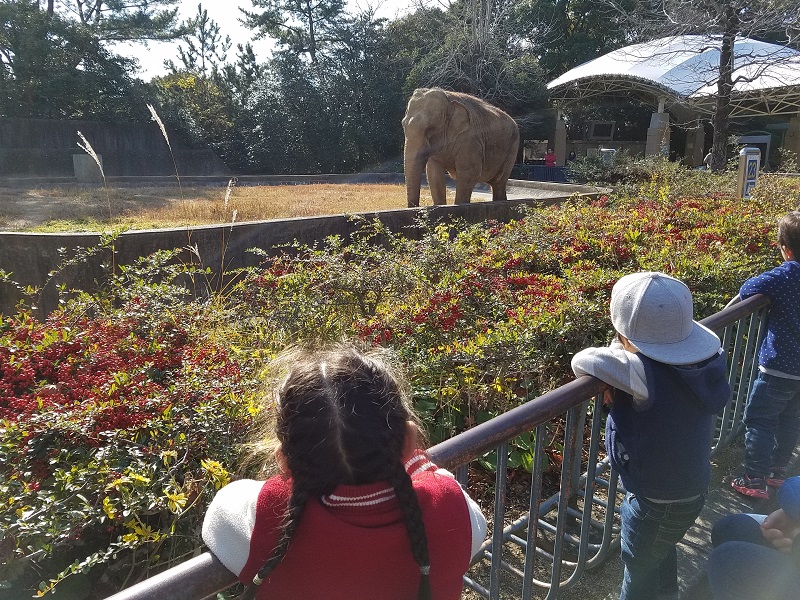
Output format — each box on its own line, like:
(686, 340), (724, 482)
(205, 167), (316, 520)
(733, 210), (800, 499)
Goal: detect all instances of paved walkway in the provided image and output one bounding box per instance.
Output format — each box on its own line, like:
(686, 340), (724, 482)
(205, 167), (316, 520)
(471, 180), (604, 202)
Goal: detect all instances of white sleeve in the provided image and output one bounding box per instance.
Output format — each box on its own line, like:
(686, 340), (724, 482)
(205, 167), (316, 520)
(571, 342), (649, 407)
(464, 491), (488, 558)
(437, 469), (488, 559)
(201, 479), (265, 576)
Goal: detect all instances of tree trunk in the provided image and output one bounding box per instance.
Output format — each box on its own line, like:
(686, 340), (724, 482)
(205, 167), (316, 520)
(35, 1), (54, 17)
(710, 11), (738, 172)
(305, 0), (317, 63)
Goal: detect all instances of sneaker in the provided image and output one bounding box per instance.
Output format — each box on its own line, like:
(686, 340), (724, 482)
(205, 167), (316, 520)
(731, 474), (769, 499)
(767, 468), (788, 488)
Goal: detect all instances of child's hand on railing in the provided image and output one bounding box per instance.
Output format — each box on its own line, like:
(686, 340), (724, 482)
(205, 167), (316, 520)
(761, 508), (800, 553)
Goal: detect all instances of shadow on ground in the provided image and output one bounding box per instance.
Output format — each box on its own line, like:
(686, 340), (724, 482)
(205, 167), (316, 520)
(464, 439), (796, 599)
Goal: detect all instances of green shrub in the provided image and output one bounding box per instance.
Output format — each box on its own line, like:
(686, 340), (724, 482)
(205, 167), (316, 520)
(568, 153), (738, 200)
(774, 148), (799, 173)
(2, 178), (798, 597)
(1, 252), (260, 599)
(228, 189), (790, 428)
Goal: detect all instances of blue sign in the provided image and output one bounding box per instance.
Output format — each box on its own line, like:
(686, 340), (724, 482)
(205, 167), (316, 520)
(746, 158), (758, 180)
(739, 148), (761, 200)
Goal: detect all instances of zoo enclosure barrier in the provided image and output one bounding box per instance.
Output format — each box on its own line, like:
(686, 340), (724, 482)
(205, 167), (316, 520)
(511, 164), (569, 183)
(105, 293), (771, 600)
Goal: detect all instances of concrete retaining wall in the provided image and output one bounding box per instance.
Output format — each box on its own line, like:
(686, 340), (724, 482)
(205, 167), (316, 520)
(0, 173), (407, 188)
(0, 193), (600, 316)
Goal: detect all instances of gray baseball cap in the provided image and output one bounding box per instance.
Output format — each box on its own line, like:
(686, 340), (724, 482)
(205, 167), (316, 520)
(610, 272), (721, 365)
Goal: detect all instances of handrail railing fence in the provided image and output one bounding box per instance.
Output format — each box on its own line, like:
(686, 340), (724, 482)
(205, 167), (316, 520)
(105, 293), (770, 600)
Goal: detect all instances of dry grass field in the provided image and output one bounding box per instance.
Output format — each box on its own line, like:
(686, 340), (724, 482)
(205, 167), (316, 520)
(0, 183), (457, 231)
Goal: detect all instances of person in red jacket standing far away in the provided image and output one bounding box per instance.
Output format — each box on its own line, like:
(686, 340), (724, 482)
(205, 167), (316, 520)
(544, 147), (556, 167)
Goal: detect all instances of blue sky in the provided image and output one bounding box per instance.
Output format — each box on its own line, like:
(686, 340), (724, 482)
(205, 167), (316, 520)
(120, 0), (416, 79)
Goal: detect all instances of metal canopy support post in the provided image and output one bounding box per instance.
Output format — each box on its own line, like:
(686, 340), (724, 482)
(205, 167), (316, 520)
(646, 110), (670, 157)
(685, 121), (706, 167)
(554, 111), (567, 166)
(786, 115), (800, 157)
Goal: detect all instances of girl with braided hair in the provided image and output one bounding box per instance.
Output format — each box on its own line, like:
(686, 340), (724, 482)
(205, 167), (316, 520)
(202, 345), (487, 600)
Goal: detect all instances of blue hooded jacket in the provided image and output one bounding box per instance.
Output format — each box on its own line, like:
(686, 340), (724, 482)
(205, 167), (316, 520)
(607, 351), (731, 499)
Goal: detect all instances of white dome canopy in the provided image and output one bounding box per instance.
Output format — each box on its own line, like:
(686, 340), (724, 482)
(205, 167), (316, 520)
(547, 35), (800, 116)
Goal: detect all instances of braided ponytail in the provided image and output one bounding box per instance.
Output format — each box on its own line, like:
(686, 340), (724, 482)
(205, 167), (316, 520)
(389, 462), (432, 600)
(244, 345), (430, 599)
(239, 487), (309, 600)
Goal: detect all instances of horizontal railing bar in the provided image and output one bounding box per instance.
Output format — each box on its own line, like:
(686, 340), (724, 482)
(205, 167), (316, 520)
(490, 552), (578, 583)
(498, 559), (530, 581)
(534, 520), (600, 551)
(564, 508), (607, 529)
(506, 533), (600, 565)
(105, 293), (770, 600)
(576, 494), (616, 512)
(103, 553), (237, 600)
(428, 377), (607, 469)
(700, 293), (769, 333)
(499, 553), (575, 591)
(508, 535), (562, 560)
(512, 528), (604, 555)
(463, 575), (490, 596)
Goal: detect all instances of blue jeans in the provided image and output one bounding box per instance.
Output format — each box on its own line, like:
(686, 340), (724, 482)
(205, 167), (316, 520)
(619, 492), (706, 600)
(743, 372), (800, 476)
(707, 541), (800, 600)
(711, 514), (769, 548)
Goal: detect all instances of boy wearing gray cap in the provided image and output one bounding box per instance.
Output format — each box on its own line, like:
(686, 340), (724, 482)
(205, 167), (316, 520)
(572, 271), (731, 600)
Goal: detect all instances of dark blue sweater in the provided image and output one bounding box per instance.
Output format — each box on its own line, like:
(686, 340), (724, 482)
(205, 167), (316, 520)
(740, 261), (800, 377)
(607, 351), (730, 500)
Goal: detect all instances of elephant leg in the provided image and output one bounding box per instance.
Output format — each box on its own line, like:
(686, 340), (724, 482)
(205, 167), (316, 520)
(454, 178), (475, 204)
(491, 181), (508, 202)
(426, 160), (447, 205)
(491, 147), (517, 202)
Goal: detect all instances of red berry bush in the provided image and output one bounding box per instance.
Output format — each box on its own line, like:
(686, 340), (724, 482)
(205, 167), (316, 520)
(1, 168), (798, 598)
(1, 257), (257, 599)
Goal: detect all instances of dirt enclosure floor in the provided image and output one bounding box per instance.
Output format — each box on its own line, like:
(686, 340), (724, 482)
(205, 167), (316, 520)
(0, 178), (571, 231)
(0, 182), (416, 231)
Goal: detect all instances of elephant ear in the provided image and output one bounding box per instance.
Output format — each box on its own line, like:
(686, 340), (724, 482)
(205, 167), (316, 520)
(446, 100), (471, 141)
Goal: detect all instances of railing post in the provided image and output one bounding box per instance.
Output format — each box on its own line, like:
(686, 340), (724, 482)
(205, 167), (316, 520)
(488, 442), (509, 599)
(101, 294), (771, 600)
(521, 423), (546, 600)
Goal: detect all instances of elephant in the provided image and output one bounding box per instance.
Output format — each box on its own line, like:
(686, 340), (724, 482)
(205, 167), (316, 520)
(402, 88), (520, 207)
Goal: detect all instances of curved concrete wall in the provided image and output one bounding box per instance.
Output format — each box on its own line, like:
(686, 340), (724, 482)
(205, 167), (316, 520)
(0, 188), (602, 316)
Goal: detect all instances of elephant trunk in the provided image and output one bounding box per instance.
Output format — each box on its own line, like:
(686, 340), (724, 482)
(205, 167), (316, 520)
(404, 142), (427, 208)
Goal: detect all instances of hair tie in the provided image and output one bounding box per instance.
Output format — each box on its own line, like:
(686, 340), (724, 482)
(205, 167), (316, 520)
(252, 573), (264, 586)
(420, 565), (430, 575)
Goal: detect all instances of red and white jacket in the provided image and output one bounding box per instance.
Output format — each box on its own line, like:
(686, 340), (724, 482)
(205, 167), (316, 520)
(202, 450), (487, 599)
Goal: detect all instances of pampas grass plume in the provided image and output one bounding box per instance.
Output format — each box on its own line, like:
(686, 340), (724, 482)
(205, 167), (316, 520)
(76, 131), (106, 182)
(147, 103), (183, 198)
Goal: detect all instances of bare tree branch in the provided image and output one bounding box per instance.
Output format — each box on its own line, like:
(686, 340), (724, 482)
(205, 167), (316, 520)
(597, 0), (800, 170)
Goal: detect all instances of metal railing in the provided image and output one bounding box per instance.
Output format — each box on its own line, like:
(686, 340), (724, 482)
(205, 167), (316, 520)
(105, 293), (771, 600)
(511, 165), (569, 183)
